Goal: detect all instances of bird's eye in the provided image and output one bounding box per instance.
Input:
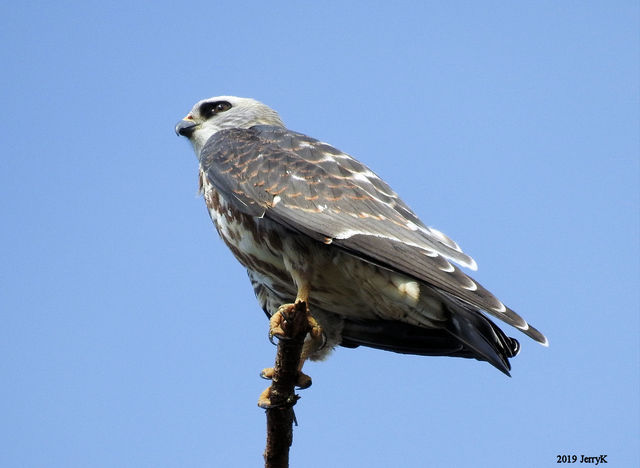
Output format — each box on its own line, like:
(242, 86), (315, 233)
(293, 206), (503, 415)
(216, 102), (231, 112)
(199, 100), (232, 118)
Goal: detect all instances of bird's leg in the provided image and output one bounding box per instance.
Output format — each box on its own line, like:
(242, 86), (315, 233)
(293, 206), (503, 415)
(262, 306), (322, 388)
(294, 310), (323, 389)
(258, 283), (323, 408)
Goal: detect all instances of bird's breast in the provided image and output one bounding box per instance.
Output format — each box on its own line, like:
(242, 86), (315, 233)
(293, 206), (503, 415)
(200, 173), (290, 283)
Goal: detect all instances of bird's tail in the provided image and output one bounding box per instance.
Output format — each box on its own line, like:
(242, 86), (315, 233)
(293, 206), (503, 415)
(444, 300), (520, 375)
(340, 304), (519, 375)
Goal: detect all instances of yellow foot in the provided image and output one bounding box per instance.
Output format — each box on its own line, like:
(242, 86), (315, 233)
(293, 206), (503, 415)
(296, 371), (312, 389)
(260, 367), (275, 380)
(260, 367), (313, 389)
(305, 312), (323, 341)
(257, 385), (301, 409)
(257, 387), (272, 409)
(259, 301), (323, 408)
(268, 304), (293, 340)
(269, 302), (324, 343)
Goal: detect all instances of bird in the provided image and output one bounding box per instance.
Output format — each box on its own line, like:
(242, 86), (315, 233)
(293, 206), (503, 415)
(175, 96), (547, 406)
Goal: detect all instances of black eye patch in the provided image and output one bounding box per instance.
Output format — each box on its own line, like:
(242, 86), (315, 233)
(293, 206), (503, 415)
(199, 100), (232, 118)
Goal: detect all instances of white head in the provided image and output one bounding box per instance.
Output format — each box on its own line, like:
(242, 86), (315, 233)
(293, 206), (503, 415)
(175, 96), (284, 154)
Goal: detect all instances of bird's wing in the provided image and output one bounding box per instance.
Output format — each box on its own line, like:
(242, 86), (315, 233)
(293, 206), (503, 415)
(198, 125), (547, 345)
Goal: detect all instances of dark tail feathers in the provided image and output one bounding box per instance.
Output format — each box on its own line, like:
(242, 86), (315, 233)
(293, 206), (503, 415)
(340, 307), (519, 375)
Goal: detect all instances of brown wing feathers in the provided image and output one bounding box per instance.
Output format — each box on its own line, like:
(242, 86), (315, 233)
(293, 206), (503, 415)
(199, 125), (547, 346)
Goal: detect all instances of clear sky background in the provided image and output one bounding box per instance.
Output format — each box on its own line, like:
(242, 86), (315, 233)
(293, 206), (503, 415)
(2, 2), (638, 467)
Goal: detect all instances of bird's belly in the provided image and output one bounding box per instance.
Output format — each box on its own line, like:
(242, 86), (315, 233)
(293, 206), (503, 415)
(308, 249), (445, 323)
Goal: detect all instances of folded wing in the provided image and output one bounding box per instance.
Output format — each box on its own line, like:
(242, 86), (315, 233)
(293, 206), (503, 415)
(198, 125), (547, 346)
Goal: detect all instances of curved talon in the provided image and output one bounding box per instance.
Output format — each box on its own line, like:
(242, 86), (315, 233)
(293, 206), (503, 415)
(260, 300), (319, 408)
(296, 372), (312, 389)
(257, 387), (272, 408)
(268, 307), (293, 344)
(268, 331), (295, 345)
(260, 367), (311, 390)
(260, 367), (275, 380)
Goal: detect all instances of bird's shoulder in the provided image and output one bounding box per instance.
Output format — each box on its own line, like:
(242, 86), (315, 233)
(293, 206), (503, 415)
(200, 124), (412, 212)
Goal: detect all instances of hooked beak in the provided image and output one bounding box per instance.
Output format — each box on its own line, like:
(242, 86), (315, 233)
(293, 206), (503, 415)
(175, 117), (198, 137)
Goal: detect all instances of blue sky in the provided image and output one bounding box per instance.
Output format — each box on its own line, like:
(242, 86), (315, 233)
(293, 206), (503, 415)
(1, 2), (638, 467)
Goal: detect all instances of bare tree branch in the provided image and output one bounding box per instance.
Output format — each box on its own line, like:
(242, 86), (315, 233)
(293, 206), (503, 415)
(262, 301), (311, 468)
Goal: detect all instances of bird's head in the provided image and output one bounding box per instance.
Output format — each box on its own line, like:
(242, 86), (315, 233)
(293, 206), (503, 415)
(175, 96), (284, 154)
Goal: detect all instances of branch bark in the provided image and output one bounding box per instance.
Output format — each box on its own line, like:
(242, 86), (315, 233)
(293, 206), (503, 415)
(263, 301), (311, 468)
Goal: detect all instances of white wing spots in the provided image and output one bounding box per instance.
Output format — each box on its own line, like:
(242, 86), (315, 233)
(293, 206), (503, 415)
(297, 141), (314, 149)
(332, 152), (352, 160)
(335, 158), (395, 195)
(439, 262), (455, 273)
(334, 229), (381, 240)
(421, 249), (439, 257)
(334, 229), (419, 246)
(334, 230), (446, 266)
(428, 227), (460, 249)
(272, 195), (282, 206)
(320, 152), (478, 272)
(289, 204), (327, 213)
(517, 322), (531, 331)
(462, 278), (478, 291)
(494, 305), (531, 332)
(405, 220), (419, 231)
(352, 172), (370, 182)
(464, 257), (478, 271)
(357, 211), (386, 220)
(361, 168), (378, 179)
(368, 182), (396, 198)
(422, 226), (478, 271)
(291, 174), (306, 181)
(492, 302), (507, 313)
